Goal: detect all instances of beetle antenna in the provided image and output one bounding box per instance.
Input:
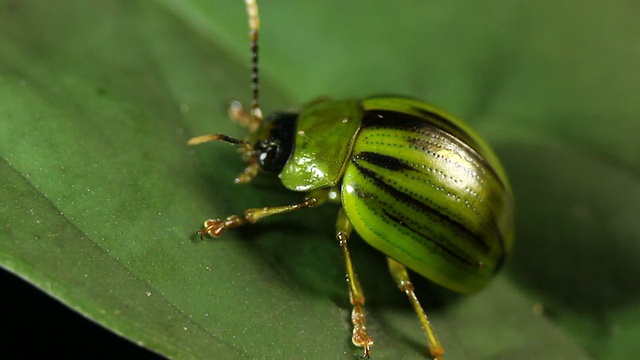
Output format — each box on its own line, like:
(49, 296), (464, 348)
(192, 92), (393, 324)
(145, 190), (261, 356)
(245, 0), (263, 125)
(187, 133), (251, 149)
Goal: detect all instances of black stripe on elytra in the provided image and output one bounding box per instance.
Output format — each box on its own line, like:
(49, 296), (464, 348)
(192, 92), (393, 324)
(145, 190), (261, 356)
(352, 157), (492, 256)
(356, 151), (414, 172)
(361, 109), (507, 192)
(381, 209), (477, 267)
(362, 108), (478, 151)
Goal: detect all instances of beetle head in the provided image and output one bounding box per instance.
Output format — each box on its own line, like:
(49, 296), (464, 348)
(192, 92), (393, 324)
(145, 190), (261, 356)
(251, 112), (297, 173)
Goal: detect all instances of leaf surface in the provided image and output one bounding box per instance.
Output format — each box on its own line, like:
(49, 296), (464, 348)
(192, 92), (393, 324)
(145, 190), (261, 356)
(1, 1), (638, 359)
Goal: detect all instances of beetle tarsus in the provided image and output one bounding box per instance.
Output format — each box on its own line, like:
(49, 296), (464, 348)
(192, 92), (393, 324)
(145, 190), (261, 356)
(234, 161), (260, 184)
(430, 346), (444, 360)
(200, 216), (246, 238)
(352, 303), (373, 358)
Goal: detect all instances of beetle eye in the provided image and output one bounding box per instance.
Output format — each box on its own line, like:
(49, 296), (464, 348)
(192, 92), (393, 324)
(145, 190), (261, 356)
(256, 140), (287, 172)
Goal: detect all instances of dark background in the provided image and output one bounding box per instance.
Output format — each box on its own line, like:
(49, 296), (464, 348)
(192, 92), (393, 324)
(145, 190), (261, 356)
(2, 268), (160, 359)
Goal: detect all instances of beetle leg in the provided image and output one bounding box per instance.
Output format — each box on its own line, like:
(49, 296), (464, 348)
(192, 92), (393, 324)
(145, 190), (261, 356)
(234, 158), (260, 184)
(387, 257), (444, 360)
(198, 188), (330, 238)
(336, 208), (374, 358)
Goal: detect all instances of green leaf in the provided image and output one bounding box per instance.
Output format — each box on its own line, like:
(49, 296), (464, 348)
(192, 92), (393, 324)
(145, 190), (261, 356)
(1, 0), (637, 359)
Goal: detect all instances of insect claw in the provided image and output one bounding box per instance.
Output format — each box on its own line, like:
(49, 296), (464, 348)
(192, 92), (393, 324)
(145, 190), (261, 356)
(199, 219), (223, 238)
(200, 216), (247, 238)
(430, 346), (445, 360)
(360, 345), (371, 359)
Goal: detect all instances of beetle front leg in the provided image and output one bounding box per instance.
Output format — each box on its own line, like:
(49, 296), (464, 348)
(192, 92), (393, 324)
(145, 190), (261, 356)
(336, 208), (374, 358)
(198, 188), (330, 238)
(387, 257), (444, 360)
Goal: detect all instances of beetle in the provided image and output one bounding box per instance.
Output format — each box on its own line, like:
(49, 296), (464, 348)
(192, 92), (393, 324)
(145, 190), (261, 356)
(188, 1), (514, 359)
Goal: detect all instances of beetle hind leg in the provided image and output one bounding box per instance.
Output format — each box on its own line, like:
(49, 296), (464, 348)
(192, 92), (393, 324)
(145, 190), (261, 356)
(336, 208), (374, 358)
(387, 257), (444, 360)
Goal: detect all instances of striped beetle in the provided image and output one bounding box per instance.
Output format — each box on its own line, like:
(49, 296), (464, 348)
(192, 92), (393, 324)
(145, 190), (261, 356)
(188, 1), (514, 358)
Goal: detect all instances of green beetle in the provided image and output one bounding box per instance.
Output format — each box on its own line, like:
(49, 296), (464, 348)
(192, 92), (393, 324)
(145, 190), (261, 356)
(189, 1), (514, 359)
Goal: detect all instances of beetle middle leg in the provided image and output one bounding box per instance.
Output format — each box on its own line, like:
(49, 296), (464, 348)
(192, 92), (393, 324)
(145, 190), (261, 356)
(197, 188), (330, 238)
(336, 208), (374, 358)
(387, 257), (444, 360)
